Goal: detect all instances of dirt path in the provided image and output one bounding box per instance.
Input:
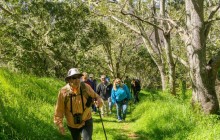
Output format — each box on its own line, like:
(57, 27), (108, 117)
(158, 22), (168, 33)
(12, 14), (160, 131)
(122, 123), (140, 139)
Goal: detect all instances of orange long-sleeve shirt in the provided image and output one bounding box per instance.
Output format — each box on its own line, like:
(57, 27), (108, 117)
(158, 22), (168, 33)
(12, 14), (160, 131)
(54, 83), (102, 128)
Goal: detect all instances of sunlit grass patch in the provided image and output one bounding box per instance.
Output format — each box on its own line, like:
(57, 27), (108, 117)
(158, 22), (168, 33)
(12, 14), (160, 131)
(0, 68), (69, 139)
(130, 91), (187, 139)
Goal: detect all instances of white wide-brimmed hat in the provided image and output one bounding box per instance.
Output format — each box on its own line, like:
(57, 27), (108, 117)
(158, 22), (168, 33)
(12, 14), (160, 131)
(65, 68), (83, 81)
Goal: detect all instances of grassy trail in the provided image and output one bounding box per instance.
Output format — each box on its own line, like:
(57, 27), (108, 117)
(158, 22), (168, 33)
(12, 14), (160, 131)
(2, 68), (220, 140)
(122, 122), (139, 139)
(91, 102), (147, 140)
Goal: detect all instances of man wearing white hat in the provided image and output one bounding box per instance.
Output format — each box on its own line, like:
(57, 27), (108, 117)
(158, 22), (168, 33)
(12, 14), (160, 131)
(54, 68), (103, 140)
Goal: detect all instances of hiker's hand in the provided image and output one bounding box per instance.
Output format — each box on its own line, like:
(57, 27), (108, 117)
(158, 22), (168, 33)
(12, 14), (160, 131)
(94, 98), (103, 107)
(58, 125), (65, 135)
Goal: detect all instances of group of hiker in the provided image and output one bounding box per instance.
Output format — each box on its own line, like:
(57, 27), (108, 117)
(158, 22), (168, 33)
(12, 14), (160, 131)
(54, 68), (141, 140)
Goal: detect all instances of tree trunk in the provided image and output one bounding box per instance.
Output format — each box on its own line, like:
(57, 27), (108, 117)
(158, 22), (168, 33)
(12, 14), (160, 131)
(186, 0), (219, 114)
(157, 62), (167, 91)
(163, 34), (176, 95)
(160, 0), (176, 95)
(111, 15), (168, 90)
(142, 37), (167, 91)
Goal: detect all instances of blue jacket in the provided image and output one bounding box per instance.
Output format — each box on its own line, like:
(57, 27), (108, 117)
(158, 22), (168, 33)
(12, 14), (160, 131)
(111, 84), (131, 104)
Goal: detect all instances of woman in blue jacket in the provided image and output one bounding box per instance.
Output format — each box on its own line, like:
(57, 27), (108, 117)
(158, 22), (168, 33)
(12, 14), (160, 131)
(111, 78), (131, 122)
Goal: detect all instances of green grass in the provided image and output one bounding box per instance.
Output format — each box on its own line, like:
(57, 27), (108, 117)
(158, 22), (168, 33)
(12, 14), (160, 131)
(1, 68), (220, 140)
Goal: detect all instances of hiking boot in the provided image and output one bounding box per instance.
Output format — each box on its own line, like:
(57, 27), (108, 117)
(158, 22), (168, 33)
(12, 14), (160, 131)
(118, 119), (122, 122)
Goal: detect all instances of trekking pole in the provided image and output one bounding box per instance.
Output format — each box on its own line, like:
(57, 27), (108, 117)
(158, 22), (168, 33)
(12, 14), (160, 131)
(97, 108), (107, 140)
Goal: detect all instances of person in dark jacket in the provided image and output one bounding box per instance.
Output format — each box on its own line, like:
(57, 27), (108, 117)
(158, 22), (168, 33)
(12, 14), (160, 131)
(88, 74), (97, 113)
(132, 78), (141, 104)
(82, 72), (92, 87)
(88, 74), (97, 92)
(96, 75), (113, 117)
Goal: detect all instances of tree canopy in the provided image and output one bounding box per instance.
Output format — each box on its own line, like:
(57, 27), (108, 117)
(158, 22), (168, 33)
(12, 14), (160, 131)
(1, 0), (220, 114)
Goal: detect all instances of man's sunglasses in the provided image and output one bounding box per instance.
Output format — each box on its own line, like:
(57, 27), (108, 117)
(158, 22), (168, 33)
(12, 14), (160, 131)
(68, 76), (81, 80)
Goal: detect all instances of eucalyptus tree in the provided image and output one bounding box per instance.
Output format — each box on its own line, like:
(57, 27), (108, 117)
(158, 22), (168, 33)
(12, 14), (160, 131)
(135, 0), (220, 113)
(93, 0), (182, 94)
(92, 0), (220, 114)
(182, 0), (220, 114)
(158, 0), (177, 95)
(155, 0), (220, 113)
(121, 0), (220, 114)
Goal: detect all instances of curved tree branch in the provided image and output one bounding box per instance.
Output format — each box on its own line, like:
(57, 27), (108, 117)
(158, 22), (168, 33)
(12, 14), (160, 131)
(204, 4), (220, 38)
(110, 15), (141, 35)
(172, 54), (189, 68)
(120, 9), (164, 32)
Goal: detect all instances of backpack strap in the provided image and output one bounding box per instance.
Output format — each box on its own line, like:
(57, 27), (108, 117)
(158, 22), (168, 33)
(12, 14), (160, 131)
(80, 86), (85, 111)
(80, 82), (93, 108)
(80, 82), (89, 99)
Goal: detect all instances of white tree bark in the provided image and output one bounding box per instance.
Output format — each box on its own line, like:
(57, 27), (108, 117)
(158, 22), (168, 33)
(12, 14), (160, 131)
(185, 0), (219, 114)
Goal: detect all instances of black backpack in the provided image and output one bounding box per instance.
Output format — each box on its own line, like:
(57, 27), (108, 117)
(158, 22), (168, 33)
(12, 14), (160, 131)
(135, 80), (141, 91)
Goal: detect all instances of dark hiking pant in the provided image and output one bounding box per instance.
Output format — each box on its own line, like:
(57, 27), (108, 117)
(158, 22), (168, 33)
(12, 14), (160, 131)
(134, 91), (140, 103)
(68, 118), (93, 140)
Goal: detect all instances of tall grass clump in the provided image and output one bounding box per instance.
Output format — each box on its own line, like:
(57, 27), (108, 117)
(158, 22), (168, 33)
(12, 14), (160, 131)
(128, 90), (220, 140)
(0, 68), (70, 139)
